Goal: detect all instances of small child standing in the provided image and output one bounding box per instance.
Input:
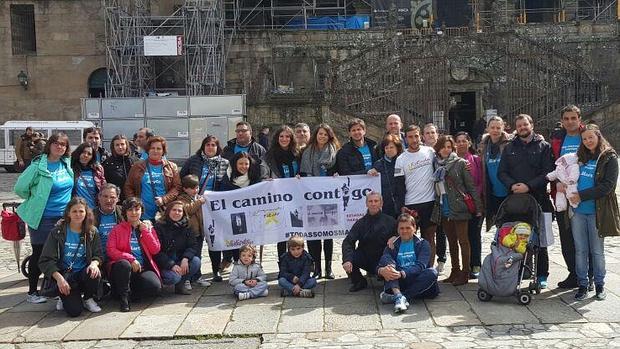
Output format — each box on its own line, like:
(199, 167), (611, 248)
(177, 174), (211, 287)
(229, 245), (268, 300)
(278, 236), (316, 297)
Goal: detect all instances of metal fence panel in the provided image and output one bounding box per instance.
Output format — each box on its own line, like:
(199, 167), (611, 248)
(101, 119), (145, 140)
(83, 99), (101, 120)
(145, 97), (189, 117)
(102, 98), (144, 118)
(164, 139), (190, 159)
(189, 95), (245, 116)
(146, 118), (190, 140)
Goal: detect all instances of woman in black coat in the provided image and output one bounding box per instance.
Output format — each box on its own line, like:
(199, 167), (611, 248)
(102, 135), (136, 201)
(368, 134), (404, 218)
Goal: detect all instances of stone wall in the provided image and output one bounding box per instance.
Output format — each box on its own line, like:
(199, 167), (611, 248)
(0, 0), (105, 123)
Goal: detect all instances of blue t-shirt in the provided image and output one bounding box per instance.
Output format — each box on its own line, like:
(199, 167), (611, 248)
(140, 151), (148, 161)
(281, 161), (299, 178)
(130, 229), (145, 265)
(63, 228), (87, 272)
(441, 194), (451, 217)
(357, 144), (373, 171)
(43, 161), (74, 218)
(141, 164), (166, 220)
(560, 134), (581, 156)
(98, 211), (117, 259)
(234, 144), (250, 154)
(575, 159), (597, 215)
(396, 239), (417, 269)
(485, 154), (508, 198)
(199, 163), (216, 194)
(76, 169), (97, 209)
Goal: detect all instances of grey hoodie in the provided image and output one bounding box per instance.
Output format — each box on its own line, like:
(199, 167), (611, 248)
(229, 261), (267, 287)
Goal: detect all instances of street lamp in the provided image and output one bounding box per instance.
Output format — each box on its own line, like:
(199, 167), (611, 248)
(17, 70), (28, 90)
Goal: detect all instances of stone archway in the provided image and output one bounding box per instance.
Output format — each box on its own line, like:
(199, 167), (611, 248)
(88, 68), (107, 98)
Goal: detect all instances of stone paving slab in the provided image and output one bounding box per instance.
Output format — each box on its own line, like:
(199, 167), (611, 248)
(277, 307), (324, 333)
(224, 304), (281, 335)
(20, 311), (88, 342)
(461, 290), (540, 325)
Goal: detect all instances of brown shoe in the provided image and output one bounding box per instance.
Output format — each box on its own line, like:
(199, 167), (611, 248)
(443, 268), (460, 283)
(452, 271), (469, 286)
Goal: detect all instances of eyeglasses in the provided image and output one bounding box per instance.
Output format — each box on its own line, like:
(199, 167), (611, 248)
(53, 141), (67, 147)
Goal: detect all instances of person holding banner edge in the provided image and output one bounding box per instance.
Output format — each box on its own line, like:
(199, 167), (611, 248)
(300, 123), (341, 279)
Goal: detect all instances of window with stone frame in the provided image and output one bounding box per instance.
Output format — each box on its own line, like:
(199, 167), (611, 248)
(10, 4), (37, 55)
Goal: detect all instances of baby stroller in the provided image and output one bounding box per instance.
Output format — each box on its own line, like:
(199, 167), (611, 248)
(477, 194), (543, 305)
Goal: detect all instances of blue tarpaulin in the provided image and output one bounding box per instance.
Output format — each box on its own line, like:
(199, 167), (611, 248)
(287, 15), (370, 30)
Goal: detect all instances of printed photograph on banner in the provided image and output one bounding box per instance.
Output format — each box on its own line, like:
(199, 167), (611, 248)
(207, 218), (216, 246)
(230, 213), (248, 235)
(307, 204), (339, 227)
(289, 207), (304, 228)
(252, 208), (285, 234)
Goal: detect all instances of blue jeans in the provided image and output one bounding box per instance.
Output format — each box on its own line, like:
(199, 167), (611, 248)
(278, 277), (317, 295)
(571, 212), (605, 287)
(384, 268), (439, 300)
(161, 256), (201, 286)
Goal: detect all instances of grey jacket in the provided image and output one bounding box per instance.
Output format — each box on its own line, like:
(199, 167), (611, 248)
(229, 261), (267, 287)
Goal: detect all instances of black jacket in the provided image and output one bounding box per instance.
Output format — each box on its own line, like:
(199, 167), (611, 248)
(336, 138), (379, 175)
(102, 154), (135, 199)
(221, 138), (268, 178)
(498, 133), (554, 208)
(38, 223), (102, 277)
(372, 157), (398, 217)
(342, 211), (397, 264)
(278, 250), (314, 285)
(96, 146), (111, 164)
(179, 154), (229, 191)
(153, 219), (198, 270)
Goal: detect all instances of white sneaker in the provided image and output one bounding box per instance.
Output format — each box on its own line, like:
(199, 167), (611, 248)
(260, 289), (269, 297)
(299, 289), (314, 298)
(83, 298), (102, 313)
(393, 294), (409, 313)
(380, 291), (395, 304)
(184, 280), (192, 291)
(238, 292), (251, 301)
(195, 277), (211, 287)
(436, 261), (445, 274)
(26, 293), (47, 304)
(56, 299), (64, 311)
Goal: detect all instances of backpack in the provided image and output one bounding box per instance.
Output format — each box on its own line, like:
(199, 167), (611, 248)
(1, 203), (26, 241)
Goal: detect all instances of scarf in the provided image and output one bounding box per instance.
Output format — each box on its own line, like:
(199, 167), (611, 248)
(300, 143), (337, 176)
(227, 166), (250, 188)
(433, 152), (459, 195)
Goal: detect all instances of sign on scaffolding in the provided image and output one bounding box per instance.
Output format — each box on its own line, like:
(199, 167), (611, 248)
(143, 35), (183, 56)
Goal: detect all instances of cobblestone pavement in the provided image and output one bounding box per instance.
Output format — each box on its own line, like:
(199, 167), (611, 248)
(0, 172), (619, 348)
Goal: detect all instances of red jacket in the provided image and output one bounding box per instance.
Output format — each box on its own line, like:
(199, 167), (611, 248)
(106, 221), (162, 280)
(549, 125), (585, 204)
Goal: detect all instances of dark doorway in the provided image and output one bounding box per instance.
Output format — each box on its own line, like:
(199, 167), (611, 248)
(448, 92), (476, 135)
(88, 68), (107, 98)
(436, 0), (472, 27)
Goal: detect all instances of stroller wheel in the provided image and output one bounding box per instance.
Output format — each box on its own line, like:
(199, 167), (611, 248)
(21, 255), (31, 278)
(518, 292), (532, 306)
(477, 289), (492, 302)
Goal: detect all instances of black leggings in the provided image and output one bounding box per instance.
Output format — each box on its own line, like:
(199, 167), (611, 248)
(29, 244), (44, 294)
(209, 249), (239, 274)
(307, 239), (333, 265)
(61, 268), (101, 317)
(110, 260), (161, 299)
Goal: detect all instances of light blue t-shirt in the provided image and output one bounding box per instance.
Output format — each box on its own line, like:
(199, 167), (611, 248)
(281, 161), (299, 178)
(396, 239), (417, 269)
(141, 164), (166, 220)
(199, 163), (216, 194)
(485, 155), (508, 198)
(357, 144), (373, 171)
(575, 159), (597, 215)
(140, 151), (148, 161)
(130, 229), (145, 265)
(43, 161), (74, 218)
(63, 228), (87, 272)
(234, 144), (250, 154)
(560, 134), (582, 156)
(76, 169), (97, 209)
(98, 211), (117, 259)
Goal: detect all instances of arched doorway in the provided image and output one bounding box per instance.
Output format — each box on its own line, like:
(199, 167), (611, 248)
(88, 68), (107, 98)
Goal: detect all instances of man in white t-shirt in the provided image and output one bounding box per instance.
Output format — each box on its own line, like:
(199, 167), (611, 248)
(394, 125), (437, 267)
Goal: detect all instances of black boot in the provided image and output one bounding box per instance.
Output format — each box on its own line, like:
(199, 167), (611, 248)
(120, 295), (130, 312)
(313, 262), (322, 279)
(324, 261), (335, 279)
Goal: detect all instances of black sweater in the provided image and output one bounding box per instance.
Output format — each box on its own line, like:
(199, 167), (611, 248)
(342, 211), (397, 264)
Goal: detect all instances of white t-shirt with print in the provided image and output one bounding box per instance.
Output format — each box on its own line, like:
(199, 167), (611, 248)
(394, 146), (436, 205)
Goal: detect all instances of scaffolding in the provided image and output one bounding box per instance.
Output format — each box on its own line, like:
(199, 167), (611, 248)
(104, 0), (229, 97)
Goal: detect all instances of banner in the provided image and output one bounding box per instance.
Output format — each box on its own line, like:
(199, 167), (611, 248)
(202, 175), (381, 250)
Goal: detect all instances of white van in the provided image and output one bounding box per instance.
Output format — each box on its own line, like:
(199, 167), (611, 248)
(0, 120), (96, 172)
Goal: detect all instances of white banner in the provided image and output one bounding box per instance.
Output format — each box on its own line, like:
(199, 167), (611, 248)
(202, 175), (381, 250)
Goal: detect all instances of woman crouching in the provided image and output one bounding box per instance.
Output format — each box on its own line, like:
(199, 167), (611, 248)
(39, 197), (103, 317)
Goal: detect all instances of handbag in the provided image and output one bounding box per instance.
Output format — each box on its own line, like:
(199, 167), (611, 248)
(1, 203), (26, 241)
(446, 176), (477, 215)
(40, 239), (83, 297)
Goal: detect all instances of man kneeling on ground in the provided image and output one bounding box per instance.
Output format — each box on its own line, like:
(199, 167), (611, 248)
(342, 192), (397, 292)
(377, 213), (439, 313)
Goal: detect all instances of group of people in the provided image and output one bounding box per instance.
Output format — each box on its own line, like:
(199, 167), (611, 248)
(12, 104), (619, 316)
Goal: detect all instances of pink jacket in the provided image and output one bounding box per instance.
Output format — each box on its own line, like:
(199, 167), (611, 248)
(462, 152), (483, 198)
(547, 153), (580, 185)
(106, 221), (162, 280)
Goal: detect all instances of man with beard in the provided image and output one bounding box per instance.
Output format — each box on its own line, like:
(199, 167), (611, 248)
(15, 127), (42, 170)
(83, 127), (110, 163)
(499, 114), (555, 288)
